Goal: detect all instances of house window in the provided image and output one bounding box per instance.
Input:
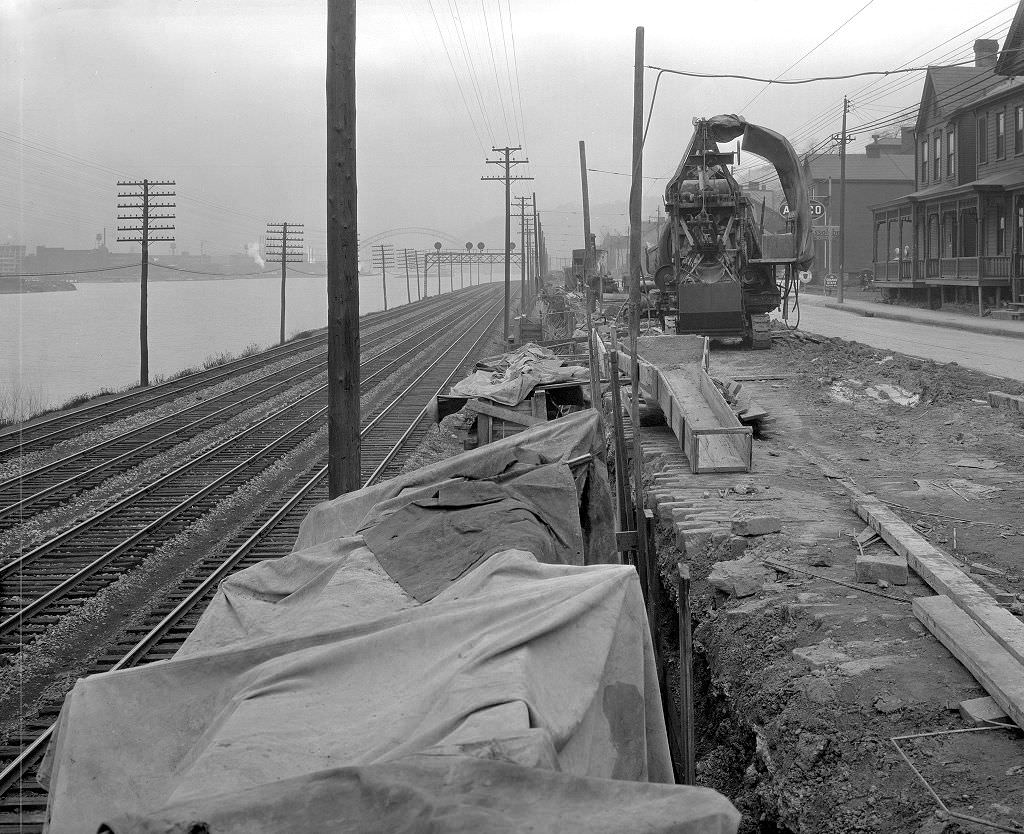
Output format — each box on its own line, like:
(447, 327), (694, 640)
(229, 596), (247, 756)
(979, 116), (988, 164)
(1016, 106), (1023, 154)
(933, 135), (941, 180)
(996, 111), (1006, 158)
(947, 128), (956, 175)
(921, 140), (929, 182)
(1017, 202), (1024, 253)
(997, 206), (1006, 255)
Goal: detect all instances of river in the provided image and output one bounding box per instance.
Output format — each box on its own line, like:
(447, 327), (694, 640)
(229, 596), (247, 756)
(1, 270), (494, 414)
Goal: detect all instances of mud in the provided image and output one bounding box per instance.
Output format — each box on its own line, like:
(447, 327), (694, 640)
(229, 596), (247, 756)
(647, 332), (1024, 833)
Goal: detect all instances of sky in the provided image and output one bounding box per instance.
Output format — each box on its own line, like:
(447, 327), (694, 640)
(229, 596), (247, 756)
(0, 0), (1020, 267)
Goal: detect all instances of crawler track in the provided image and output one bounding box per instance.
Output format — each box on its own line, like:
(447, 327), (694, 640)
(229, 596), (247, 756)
(0, 288), (504, 831)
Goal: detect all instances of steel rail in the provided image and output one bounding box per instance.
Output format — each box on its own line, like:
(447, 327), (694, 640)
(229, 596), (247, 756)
(0, 294), (464, 458)
(0, 306), (490, 640)
(0, 297), (483, 522)
(0, 295), (490, 587)
(0, 330), (327, 456)
(0, 291), (504, 804)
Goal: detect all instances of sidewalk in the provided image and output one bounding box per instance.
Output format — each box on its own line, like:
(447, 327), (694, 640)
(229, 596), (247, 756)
(798, 292), (1024, 341)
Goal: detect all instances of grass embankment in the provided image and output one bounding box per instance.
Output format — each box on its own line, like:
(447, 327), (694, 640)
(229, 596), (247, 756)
(0, 342), (268, 429)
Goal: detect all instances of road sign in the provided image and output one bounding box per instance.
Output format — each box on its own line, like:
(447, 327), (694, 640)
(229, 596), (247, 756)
(812, 225), (839, 240)
(779, 200), (826, 220)
(824, 273), (839, 289)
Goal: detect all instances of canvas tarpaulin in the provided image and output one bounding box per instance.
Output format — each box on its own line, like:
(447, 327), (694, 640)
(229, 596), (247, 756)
(448, 343), (588, 406)
(40, 412), (740, 833)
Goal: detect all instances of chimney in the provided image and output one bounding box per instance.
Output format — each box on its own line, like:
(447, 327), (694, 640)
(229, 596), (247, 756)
(974, 39), (998, 69)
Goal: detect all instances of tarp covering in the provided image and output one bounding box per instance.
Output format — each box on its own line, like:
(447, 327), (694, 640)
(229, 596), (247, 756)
(449, 343), (588, 406)
(40, 411), (740, 833)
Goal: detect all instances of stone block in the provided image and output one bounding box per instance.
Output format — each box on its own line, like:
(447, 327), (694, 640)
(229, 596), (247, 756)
(855, 550), (908, 586)
(959, 696), (1010, 726)
(726, 536), (748, 559)
(707, 557), (771, 598)
(676, 526), (716, 557)
(731, 515), (782, 537)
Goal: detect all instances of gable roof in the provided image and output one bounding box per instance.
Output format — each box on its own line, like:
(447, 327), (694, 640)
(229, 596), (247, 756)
(917, 65), (1001, 132)
(996, 0), (1024, 75)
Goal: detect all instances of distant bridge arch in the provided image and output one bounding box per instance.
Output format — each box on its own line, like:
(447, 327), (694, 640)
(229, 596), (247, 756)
(359, 227), (466, 251)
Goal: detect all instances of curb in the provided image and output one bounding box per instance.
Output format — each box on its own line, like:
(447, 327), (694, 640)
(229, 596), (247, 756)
(811, 298), (1024, 341)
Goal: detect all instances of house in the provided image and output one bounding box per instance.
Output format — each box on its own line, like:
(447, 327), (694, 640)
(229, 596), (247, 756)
(871, 35), (1024, 311)
(736, 132), (914, 280)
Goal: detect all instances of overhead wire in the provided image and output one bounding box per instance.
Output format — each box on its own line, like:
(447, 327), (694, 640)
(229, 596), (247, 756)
(479, 0), (514, 142)
(740, 0), (878, 111)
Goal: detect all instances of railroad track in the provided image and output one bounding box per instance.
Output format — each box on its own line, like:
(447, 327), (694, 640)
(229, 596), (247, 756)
(0, 298), (450, 462)
(0, 289), (498, 654)
(0, 288), (504, 831)
(0, 289), (491, 527)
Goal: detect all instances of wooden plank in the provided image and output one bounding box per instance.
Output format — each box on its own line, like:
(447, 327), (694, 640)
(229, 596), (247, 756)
(854, 497), (1024, 667)
(914, 595), (1024, 730)
(466, 398), (546, 427)
(531, 389), (547, 420)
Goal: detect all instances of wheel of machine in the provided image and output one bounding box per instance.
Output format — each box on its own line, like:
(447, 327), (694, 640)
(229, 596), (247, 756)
(749, 313), (771, 350)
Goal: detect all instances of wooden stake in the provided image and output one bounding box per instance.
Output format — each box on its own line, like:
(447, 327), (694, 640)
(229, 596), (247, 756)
(327, 0), (360, 498)
(678, 562), (696, 785)
(627, 26), (649, 576)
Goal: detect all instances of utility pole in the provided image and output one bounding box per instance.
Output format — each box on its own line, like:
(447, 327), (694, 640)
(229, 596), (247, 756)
(400, 248), (416, 303)
(837, 95), (850, 304)
(513, 195), (532, 314)
(117, 178), (175, 388)
(371, 243), (394, 310)
(464, 242), (473, 287)
(482, 146), (533, 343)
(579, 141), (595, 307)
(327, 0), (359, 499)
(265, 221), (304, 344)
(422, 252), (429, 298)
(627, 25), (649, 577)
(532, 193), (541, 290)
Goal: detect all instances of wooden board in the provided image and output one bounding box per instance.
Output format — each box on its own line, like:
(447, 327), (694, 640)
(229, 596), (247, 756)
(914, 595), (1024, 730)
(615, 347), (751, 473)
(854, 497), (1024, 667)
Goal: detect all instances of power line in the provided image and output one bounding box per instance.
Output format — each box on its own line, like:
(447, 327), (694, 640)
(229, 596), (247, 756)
(480, 0), (514, 141)
(8, 263), (140, 277)
(646, 55), (1010, 85)
(741, 0), (877, 110)
(427, 0), (490, 151)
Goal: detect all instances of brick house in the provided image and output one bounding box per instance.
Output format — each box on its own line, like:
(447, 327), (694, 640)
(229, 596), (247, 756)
(871, 36), (1024, 311)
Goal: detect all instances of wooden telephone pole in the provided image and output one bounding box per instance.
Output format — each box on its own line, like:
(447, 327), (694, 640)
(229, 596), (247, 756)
(512, 195), (534, 314)
(482, 147), (532, 343)
(117, 178), (175, 388)
(837, 95), (850, 304)
(400, 247), (418, 302)
(265, 221), (304, 344)
(327, 0), (359, 499)
(371, 243), (395, 310)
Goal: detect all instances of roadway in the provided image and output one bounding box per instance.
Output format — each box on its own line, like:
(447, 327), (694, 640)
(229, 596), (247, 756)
(794, 294), (1024, 383)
